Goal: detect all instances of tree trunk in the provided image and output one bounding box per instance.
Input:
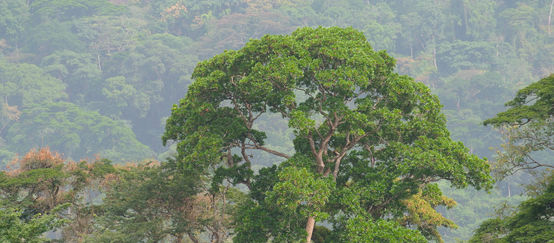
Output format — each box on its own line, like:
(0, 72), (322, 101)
(15, 42), (20, 59)
(306, 216), (315, 243)
(548, 0), (554, 34)
(97, 53), (102, 72)
(175, 233), (183, 243)
(508, 184), (511, 198)
(432, 35), (438, 71)
(463, 2), (468, 36)
(187, 232), (199, 243)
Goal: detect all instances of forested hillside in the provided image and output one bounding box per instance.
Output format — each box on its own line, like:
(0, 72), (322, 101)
(1, 0), (553, 242)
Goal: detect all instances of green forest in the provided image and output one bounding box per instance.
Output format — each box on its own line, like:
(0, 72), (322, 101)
(0, 0), (553, 242)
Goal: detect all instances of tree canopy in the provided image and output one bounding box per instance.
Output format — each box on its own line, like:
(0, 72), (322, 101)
(484, 74), (553, 177)
(470, 74), (554, 243)
(484, 74), (553, 126)
(163, 26), (493, 242)
(1, 0), (553, 241)
(470, 176), (554, 243)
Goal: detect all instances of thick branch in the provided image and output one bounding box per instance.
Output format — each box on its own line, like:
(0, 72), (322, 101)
(313, 113), (342, 174)
(240, 142), (251, 165)
(307, 135), (325, 173)
(187, 233), (200, 243)
(230, 97), (249, 126)
(364, 144), (376, 168)
(509, 164), (550, 175)
(246, 103), (254, 125)
(524, 154), (554, 169)
(319, 112), (341, 157)
(245, 145), (291, 159)
(332, 134), (365, 180)
(500, 154), (554, 177)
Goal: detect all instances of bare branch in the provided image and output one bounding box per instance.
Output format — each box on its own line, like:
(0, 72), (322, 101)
(240, 142), (252, 165)
(332, 134), (365, 179)
(307, 134), (325, 173)
(245, 145), (291, 159)
(319, 112), (340, 154)
(364, 144), (376, 168)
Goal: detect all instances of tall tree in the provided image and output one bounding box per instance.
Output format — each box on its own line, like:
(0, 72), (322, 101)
(484, 74), (553, 177)
(471, 74), (554, 243)
(164, 27), (492, 242)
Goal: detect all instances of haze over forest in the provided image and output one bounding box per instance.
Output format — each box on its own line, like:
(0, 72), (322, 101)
(0, 0), (553, 242)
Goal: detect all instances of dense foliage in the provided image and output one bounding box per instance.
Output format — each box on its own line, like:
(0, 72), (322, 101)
(484, 74), (553, 178)
(470, 176), (554, 243)
(163, 27), (493, 242)
(470, 74), (553, 243)
(1, 0), (553, 241)
(2, 0), (553, 163)
(0, 148), (113, 242)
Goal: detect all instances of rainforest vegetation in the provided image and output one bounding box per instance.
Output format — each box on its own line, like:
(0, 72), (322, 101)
(0, 0), (553, 242)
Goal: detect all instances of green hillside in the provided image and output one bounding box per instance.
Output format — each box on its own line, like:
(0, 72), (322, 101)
(1, 0), (552, 242)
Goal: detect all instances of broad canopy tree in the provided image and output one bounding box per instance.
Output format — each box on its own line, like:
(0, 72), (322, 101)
(163, 27), (492, 242)
(484, 74), (553, 178)
(470, 74), (553, 243)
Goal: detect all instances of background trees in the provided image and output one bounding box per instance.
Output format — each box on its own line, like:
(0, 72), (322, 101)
(1, 0), (553, 241)
(470, 179), (554, 243)
(89, 160), (202, 242)
(0, 147), (115, 242)
(484, 74), (553, 178)
(1, 0), (551, 165)
(0, 147), (233, 242)
(5, 102), (154, 162)
(469, 75), (553, 243)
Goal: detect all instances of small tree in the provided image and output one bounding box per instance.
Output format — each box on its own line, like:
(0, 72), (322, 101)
(0, 147), (116, 242)
(2, 148), (69, 214)
(470, 176), (554, 243)
(0, 206), (66, 243)
(164, 27), (493, 242)
(88, 159), (239, 243)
